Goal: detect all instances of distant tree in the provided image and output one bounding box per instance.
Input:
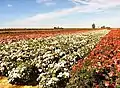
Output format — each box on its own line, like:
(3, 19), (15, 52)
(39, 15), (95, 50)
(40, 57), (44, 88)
(61, 27), (63, 29)
(101, 26), (105, 29)
(92, 23), (95, 29)
(54, 27), (56, 29)
(103, 26), (105, 28)
(106, 27), (111, 29)
(54, 26), (64, 29)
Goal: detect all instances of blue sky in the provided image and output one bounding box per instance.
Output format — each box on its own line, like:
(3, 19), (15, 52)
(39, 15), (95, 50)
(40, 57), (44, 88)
(0, 0), (120, 28)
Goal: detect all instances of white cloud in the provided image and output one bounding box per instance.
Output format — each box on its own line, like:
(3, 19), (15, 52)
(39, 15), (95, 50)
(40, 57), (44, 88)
(4, 0), (120, 28)
(71, 0), (120, 9)
(7, 7), (81, 26)
(36, 0), (52, 3)
(45, 2), (56, 6)
(72, 0), (120, 5)
(7, 4), (12, 7)
(36, 0), (55, 6)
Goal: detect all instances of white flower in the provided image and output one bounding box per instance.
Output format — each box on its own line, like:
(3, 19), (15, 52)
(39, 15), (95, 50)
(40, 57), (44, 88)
(61, 61), (67, 64)
(49, 46), (55, 50)
(36, 63), (40, 67)
(13, 73), (20, 78)
(51, 40), (58, 44)
(64, 68), (68, 71)
(97, 62), (101, 66)
(43, 57), (50, 62)
(40, 73), (46, 77)
(15, 69), (20, 72)
(60, 62), (65, 67)
(21, 68), (25, 72)
(57, 72), (63, 78)
(43, 53), (52, 59)
(52, 77), (59, 82)
(59, 52), (65, 56)
(41, 76), (46, 81)
(0, 67), (5, 71)
(70, 62), (73, 65)
(22, 67), (26, 69)
(64, 72), (69, 78)
(42, 63), (46, 67)
(1, 63), (4, 67)
(46, 79), (52, 86)
(17, 58), (22, 61)
(54, 63), (60, 68)
(49, 64), (54, 68)
(38, 69), (42, 72)
(37, 56), (41, 59)
(55, 49), (61, 53)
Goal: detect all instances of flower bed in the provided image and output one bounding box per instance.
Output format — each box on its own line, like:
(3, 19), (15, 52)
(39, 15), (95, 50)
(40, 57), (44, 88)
(68, 30), (120, 88)
(0, 29), (92, 44)
(0, 30), (109, 88)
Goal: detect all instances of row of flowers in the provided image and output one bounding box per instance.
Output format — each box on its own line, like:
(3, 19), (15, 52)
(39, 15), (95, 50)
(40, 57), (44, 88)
(0, 30), (109, 88)
(0, 29), (90, 44)
(70, 30), (120, 88)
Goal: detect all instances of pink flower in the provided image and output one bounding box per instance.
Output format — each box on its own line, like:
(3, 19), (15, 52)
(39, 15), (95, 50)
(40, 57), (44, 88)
(108, 71), (114, 77)
(105, 81), (109, 87)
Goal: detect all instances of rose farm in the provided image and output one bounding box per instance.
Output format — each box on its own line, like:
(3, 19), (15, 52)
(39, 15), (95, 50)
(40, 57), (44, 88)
(0, 29), (120, 88)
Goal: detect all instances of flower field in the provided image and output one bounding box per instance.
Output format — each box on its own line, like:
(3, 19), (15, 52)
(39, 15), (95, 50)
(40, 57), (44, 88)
(0, 29), (120, 88)
(69, 30), (120, 88)
(0, 29), (91, 44)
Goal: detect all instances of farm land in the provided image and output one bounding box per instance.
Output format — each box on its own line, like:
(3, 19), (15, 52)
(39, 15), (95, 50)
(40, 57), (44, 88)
(0, 28), (96, 44)
(0, 28), (120, 88)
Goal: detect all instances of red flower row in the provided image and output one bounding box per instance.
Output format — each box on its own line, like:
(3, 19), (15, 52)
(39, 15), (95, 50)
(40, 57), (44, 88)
(72, 30), (120, 87)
